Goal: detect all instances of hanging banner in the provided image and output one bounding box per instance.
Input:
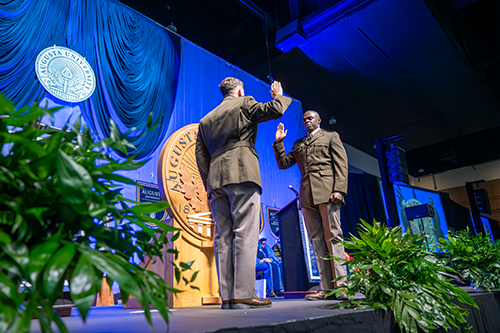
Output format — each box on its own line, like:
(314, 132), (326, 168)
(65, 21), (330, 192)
(260, 204), (264, 233)
(267, 206), (280, 239)
(136, 182), (168, 227)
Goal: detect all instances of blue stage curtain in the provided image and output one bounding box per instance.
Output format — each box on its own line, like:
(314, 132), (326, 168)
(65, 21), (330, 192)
(341, 173), (388, 241)
(0, 0), (180, 160)
(0, 0), (69, 107)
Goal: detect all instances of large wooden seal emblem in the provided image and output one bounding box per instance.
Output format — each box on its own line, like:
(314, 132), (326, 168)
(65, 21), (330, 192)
(158, 124), (220, 307)
(158, 123), (214, 247)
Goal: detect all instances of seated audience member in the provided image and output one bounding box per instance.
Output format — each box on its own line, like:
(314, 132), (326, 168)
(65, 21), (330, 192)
(255, 256), (271, 294)
(257, 238), (283, 297)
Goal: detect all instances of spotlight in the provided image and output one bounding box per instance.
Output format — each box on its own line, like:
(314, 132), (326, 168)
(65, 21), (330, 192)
(166, 22), (177, 33)
(328, 117), (336, 125)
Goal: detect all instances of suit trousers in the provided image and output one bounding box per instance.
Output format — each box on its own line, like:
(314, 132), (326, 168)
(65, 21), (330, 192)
(301, 202), (347, 290)
(210, 182), (261, 301)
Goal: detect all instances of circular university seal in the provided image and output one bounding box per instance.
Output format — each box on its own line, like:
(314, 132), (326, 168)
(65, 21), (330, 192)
(158, 124), (213, 247)
(35, 46), (96, 103)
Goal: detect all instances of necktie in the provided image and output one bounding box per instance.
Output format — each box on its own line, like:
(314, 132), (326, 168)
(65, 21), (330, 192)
(305, 134), (312, 143)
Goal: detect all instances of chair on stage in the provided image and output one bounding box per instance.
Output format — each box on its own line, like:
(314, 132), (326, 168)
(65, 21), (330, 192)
(255, 267), (268, 299)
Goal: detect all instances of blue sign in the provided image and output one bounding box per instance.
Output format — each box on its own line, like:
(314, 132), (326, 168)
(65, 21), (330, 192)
(137, 182), (168, 225)
(267, 207), (280, 239)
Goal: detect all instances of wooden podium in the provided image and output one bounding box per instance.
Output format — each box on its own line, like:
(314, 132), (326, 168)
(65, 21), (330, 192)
(156, 124), (221, 308)
(164, 219), (220, 308)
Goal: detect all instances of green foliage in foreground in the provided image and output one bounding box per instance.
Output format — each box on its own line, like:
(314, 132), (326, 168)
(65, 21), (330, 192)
(439, 228), (500, 291)
(0, 95), (196, 333)
(330, 220), (478, 333)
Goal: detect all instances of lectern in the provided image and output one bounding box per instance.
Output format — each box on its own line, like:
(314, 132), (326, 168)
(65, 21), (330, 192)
(276, 198), (318, 296)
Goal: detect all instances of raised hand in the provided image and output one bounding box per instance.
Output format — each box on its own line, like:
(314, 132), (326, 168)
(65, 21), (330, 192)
(276, 122), (287, 142)
(270, 81), (283, 98)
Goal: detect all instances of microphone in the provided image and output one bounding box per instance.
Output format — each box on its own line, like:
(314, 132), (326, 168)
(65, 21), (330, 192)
(288, 185), (299, 197)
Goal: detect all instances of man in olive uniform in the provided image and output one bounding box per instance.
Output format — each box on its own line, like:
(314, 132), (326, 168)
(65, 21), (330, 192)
(272, 110), (348, 300)
(196, 77), (291, 309)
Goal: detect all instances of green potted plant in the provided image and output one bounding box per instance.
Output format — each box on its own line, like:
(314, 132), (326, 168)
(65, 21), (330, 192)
(439, 228), (500, 291)
(0, 94), (196, 333)
(330, 219), (478, 333)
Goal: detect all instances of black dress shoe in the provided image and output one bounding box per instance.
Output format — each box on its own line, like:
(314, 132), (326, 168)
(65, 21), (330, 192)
(231, 297), (272, 309)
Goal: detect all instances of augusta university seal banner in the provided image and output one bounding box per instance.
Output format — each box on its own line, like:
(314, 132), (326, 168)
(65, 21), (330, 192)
(158, 123), (214, 248)
(35, 46), (96, 103)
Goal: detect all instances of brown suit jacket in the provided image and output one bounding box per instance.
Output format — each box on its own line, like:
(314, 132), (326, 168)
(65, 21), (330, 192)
(273, 128), (348, 208)
(196, 94), (292, 195)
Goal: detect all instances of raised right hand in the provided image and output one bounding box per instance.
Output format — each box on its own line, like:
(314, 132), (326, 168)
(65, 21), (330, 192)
(276, 122), (287, 142)
(270, 81), (283, 98)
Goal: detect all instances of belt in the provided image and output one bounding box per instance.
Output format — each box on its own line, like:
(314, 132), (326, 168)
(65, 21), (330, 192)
(303, 165), (330, 174)
(211, 141), (254, 160)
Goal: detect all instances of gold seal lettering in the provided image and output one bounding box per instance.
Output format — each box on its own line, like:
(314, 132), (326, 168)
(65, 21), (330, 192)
(158, 124), (213, 247)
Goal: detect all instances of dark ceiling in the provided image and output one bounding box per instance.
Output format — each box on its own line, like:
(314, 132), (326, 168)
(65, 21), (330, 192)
(118, 0), (499, 178)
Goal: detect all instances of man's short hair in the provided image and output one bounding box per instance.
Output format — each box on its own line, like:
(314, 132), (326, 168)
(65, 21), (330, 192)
(304, 110), (320, 118)
(219, 77), (243, 96)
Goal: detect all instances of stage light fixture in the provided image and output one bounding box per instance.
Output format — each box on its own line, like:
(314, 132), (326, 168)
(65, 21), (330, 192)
(166, 22), (177, 33)
(386, 146), (409, 185)
(474, 188), (491, 215)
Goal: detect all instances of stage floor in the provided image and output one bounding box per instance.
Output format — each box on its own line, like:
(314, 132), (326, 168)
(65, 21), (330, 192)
(29, 295), (371, 333)
(30, 288), (499, 333)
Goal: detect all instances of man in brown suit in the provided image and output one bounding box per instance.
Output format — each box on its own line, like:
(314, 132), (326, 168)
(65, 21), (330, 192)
(196, 77), (291, 309)
(273, 110), (348, 300)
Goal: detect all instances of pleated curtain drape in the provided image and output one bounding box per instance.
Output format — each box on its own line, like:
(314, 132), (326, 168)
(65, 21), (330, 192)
(341, 173), (388, 240)
(0, 0), (180, 160)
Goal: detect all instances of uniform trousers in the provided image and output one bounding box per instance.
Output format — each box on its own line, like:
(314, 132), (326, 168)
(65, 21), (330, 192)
(301, 201), (347, 291)
(210, 182), (261, 301)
